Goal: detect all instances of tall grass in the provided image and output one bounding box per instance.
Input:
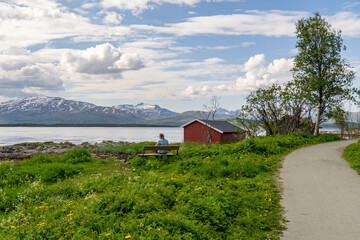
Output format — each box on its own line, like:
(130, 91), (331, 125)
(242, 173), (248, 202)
(0, 134), (341, 239)
(343, 139), (360, 174)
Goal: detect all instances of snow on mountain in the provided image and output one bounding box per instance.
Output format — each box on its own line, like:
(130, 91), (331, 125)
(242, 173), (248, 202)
(113, 103), (177, 118)
(217, 108), (238, 116)
(0, 96), (97, 114)
(0, 97), (177, 119)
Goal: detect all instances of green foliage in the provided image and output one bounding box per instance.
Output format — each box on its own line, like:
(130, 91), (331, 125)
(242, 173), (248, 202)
(292, 12), (356, 135)
(90, 142), (156, 154)
(237, 82), (314, 137)
(62, 148), (92, 164)
(343, 140), (360, 173)
(0, 134), (341, 239)
(41, 164), (82, 183)
(328, 106), (349, 135)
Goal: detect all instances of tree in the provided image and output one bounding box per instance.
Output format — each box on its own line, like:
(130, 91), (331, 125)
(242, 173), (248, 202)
(202, 95), (221, 147)
(236, 83), (314, 136)
(328, 105), (349, 138)
(292, 13), (356, 136)
(238, 84), (283, 136)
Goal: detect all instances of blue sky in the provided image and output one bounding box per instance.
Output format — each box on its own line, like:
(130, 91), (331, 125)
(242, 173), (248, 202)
(0, 0), (359, 112)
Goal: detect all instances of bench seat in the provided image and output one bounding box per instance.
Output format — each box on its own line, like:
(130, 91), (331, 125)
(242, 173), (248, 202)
(138, 145), (180, 157)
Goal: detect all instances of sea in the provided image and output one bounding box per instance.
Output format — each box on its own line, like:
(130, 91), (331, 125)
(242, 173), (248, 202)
(0, 127), (184, 146)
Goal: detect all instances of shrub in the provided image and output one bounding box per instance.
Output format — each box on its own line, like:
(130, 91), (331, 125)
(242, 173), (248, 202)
(24, 153), (53, 165)
(62, 148), (92, 164)
(41, 164), (82, 183)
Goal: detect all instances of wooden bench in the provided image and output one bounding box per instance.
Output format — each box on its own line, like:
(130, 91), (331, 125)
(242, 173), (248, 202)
(138, 146), (180, 157)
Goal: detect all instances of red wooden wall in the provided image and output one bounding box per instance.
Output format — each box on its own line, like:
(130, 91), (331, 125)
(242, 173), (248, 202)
(183, 121), (244, 144)
(184, 121), (222, 143)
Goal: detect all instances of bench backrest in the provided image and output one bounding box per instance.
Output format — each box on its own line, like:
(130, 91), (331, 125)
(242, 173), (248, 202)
(143, 146), (180, 151)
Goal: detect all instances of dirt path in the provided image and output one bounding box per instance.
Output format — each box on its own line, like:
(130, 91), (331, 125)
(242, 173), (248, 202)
(280, 139), (360, 240)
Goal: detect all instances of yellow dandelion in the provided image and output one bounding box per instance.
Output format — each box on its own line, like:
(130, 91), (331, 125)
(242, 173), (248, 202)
(268, 198), (271, 202)
(148, 227), (153, 230)
(106, 233), (111, 236)
(157, 228), (161, 231)
(11, 226), (15, 229)
(125, 234), (131, 239)
(67, 213), (73, 217)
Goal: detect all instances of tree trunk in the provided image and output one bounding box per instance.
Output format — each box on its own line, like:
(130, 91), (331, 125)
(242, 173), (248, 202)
(314, 101), (321, 136)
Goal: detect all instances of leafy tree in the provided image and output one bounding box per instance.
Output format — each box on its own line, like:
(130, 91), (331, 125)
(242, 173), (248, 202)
(292, 13), (356, 136)
(328, 105), (349, 137)
(237, 83), (314, 136)
(238, 84), (283, 136)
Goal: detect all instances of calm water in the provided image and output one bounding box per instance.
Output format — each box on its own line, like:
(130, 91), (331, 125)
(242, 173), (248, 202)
(0, 127), (184, 146)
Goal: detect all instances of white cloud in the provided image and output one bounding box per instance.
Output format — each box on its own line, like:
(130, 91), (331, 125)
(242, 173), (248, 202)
(181, 83), (233, 99)
(236, 54), (294, 91)
(81, 2), (99, 9)
(328, 12), (360, 37)
(101, 0), (200, 15)
(181, 86), (212, 98)
(241, 42), (255, 47)
(61, 43), (145, 74)
(0, 63), (63, 97)
(132, 10), (309, 36)
(101, 0), (243, 15)
(102, 11), (123, 25)
(0, 1), (132, 51)
(342, 2), (360, 10)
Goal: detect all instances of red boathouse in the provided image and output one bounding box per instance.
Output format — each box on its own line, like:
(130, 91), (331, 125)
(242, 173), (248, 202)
(181, 119), (245, 144)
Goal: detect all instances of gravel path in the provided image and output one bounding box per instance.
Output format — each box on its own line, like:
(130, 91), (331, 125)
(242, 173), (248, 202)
(280, 139), (360, 240)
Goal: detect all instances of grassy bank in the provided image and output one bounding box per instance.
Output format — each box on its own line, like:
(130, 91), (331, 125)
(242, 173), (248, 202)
(343, 139), (360, 174)
(0, 134), (341, 239)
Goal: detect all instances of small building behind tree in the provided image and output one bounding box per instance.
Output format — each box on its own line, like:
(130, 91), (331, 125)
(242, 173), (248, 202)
(181, 119), (245, 144)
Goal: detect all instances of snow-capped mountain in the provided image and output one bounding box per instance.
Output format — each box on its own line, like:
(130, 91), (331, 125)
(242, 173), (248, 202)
(217, 108), (238, 117)
(0, 96), (236, 125)
(0, 96), (97, 114)
(114, 103), (177, 118)
(0, 96), (178, 124)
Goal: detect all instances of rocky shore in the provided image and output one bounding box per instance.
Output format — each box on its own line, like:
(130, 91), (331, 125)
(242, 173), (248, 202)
(0, 141), (133, 162)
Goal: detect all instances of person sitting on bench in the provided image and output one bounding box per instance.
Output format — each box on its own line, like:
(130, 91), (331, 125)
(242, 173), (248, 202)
(156, 133), (169, 154)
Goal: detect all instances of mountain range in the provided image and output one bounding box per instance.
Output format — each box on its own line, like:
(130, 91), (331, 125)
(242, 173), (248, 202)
(0, 96), (236, 126)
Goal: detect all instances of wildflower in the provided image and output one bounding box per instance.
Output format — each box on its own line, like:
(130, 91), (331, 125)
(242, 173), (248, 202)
(148, 227), (152, 230)
(157, 228), (161, 231)
(67, 213), (73, 217)
(125, 234), (131, 238)
(268, 198), (271, 202)
(11, 226), (15, 229)
(106, 233), (111, 236)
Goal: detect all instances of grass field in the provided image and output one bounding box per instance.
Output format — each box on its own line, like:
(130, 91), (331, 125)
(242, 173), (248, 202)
(0, 134), (341, 239)
(343, 139), (360, 174)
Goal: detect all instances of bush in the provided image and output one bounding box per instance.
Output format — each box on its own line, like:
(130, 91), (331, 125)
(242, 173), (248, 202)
(62, 148), (92, 164)
(41, 164), (82, 183)
(24, 153), (53, 165)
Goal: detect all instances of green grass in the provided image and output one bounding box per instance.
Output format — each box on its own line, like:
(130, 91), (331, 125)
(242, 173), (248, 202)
(89, 142), (156, 154)
(0, 134), (341, 239)
(343, 139), (360, 174)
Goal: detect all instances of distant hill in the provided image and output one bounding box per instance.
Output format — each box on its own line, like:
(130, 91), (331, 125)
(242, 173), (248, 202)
(0, 96), (236, 126)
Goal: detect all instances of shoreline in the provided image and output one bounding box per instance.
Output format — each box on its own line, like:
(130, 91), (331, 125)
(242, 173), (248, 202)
(0, 140), (134, 162)
(0, 123), (179, 127)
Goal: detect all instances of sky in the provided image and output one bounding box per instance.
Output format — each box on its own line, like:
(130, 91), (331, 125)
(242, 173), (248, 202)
(0, 0), (359, 112)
